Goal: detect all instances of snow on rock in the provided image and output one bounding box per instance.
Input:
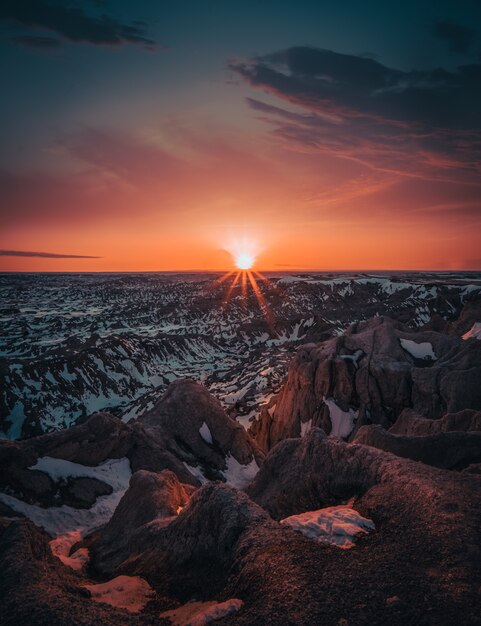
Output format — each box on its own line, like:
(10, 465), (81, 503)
(462, 323), (481, 341)
(324, 398), (358, 439)
(199, 421), (213, 445)
(280, 505), (375, 549)
(49, 530), (89, 571)
(339, 349), (363, 368)
(221, 454), (259, 489)
(399, 338), (437, 360)
(159, 599), (244, 626)
(0, 457), (131, 536)
(82, 575), (154, 613)
(182, 462), (208, 485)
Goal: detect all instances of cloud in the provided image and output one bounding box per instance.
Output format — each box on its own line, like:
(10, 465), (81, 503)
(0, 0), (156, 48)
(231, 46), (481, 129)
(0, 250), (101, 258)
(231, 48), (481, 186)
(433, 20), (476, 55)
(10, 34), (60, 48)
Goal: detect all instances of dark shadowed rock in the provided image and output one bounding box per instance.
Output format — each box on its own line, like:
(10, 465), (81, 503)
(390, 408), (481, 435)
(0, 411), (200, 512)
(87, 469), (195, 573)
(85, 435), (481, 626)
(139, 379), (264, 480)
(60, 477), (113, 509)
(353, 424), (481, 469)
(0, 519), (158, 625)
(31, 412), (132, 466)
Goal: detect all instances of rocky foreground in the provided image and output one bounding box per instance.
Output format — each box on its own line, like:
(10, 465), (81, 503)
(1, 302), (481, 625)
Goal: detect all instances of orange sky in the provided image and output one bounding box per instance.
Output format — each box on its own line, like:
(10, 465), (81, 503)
(2, 124), (479, 272)
(1, 5), (481, 272)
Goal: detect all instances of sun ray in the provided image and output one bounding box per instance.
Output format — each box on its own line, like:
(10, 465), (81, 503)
(241, 270), (248, 300)
(247, 270), (276, 330)
(222, 271), (241, 306)
(216, 270), (236, 285)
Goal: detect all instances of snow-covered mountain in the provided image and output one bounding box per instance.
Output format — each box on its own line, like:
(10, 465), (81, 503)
(1, 271), (480, 438)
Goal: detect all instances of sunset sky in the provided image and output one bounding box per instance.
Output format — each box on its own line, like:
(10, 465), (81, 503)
(1, 0), (481, 271)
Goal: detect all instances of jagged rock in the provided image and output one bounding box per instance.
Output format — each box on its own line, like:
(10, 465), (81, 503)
(89, 482), (333, 624)
(390, 408), (481, 435)
(139, 379), (264, 479)
(249, 316), (481, 452)
(353, 424), (481, 469)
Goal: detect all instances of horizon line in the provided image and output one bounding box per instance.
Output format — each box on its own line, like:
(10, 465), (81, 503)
(1, 268), (481, 275)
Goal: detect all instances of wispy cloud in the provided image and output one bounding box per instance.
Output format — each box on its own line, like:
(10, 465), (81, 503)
(231, 47), (481, 190)
(0, 250), (101, 258)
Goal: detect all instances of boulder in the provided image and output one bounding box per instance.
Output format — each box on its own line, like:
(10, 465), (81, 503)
(87, 470), (195, 573)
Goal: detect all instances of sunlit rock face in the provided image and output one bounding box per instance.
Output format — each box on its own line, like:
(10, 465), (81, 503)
(249, 315), (481, 452)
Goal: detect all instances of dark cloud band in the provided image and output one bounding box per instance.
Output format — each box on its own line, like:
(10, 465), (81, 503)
(0, 0), (156, 48)
(0, 250), (101, 258)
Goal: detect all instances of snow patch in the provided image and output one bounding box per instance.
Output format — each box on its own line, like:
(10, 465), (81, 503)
(221, 454), (259, 489)
(399, 338), (437, 360)
(160, 599), (244, 625)
(324, 398), (357, 438)
(280, 505), (375, 549)
(182, 462), (208, 484)
(199, 422), (213, 445)
(0, 457), (131, 536)
(83, 576), (154, 613)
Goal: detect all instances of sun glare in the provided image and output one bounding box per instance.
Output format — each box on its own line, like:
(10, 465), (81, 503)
(236, 253), (254, 270)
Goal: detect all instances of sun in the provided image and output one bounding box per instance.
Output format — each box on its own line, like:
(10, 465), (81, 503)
(235, 253), (254, 270)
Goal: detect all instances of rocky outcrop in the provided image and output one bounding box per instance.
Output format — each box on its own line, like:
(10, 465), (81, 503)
(243, 429), (481, 624)
(139, 379), (264, 480)
(82, 430), (481, 625)
(0, 379), (265, 513)
(0, 411), (198, 514)
(0, 519), (155, 625)
(249, 316), (481, 452)
(390, 408), (481, 435)
(87, 470), (195, 573)
(353, 424), (481, 469)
